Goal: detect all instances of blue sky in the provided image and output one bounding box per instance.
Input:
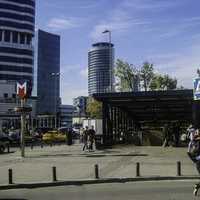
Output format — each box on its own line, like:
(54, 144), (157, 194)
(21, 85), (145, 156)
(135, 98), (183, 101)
(36, 0), (200, 104)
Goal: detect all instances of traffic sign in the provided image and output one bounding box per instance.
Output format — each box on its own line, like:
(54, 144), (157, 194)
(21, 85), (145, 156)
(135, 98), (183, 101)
(194, 78), (200, 100)
(17, 82), (27, 99)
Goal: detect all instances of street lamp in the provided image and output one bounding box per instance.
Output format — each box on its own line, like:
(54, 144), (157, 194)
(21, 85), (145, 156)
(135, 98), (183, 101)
(51, 72), (60, 128)
(102, 29), (113, 92)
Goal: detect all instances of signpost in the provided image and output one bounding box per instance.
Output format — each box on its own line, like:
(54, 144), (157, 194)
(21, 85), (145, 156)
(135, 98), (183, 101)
(194, 78), (200, 100)
(16, 81), (31, 158)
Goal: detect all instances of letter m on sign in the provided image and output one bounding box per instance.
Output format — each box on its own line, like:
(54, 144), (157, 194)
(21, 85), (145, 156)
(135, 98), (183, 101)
(17, 82), (27, 99)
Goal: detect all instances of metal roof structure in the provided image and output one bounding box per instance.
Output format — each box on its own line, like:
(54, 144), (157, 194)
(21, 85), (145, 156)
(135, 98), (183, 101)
(93, 90), (194, 122)
(93, 90), (200, 145)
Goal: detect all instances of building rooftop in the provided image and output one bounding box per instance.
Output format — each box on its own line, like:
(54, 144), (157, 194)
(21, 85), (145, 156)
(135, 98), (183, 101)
(92, 42), (114, 48)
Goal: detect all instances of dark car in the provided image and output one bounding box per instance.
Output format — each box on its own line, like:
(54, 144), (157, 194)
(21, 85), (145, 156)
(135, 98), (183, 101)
(0, 133), (12, 153)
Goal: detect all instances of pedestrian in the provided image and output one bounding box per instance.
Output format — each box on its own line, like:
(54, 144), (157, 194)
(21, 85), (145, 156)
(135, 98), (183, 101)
(88, 126), (95, 151)
(187, 124), (196, 161)
(67, 128), (73, 145)
(82, 126), (89, 151)
(162, 123), (170, 147)
(79, 127), (84, 143)
(173, 122), (180, 147)
(187, 127), (200, 196)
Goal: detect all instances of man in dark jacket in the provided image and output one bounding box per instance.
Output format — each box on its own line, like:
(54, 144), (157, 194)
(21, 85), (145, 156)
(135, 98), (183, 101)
(82, 126), (89, 151)
(162, 123), (170, 147)
(88, 126), (96, 151)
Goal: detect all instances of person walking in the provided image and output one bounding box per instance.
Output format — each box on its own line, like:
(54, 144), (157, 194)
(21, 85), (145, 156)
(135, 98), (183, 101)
(88, 126), (96, 151)
(173, 122), (180, 147)
(82, 126), (89, 151)
(187, 127), (200, 196)
(187, 124), (196, 161)
(162, 123), (170, 147)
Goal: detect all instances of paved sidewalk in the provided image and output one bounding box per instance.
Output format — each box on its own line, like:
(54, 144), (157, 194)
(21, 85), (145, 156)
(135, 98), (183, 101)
(0, 143), (198, 185)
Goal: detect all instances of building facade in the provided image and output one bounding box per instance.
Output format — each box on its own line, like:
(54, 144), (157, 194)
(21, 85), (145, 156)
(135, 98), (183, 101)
(73, 96), (88, 117)
(88, 42), (114, 95)
(0, 0), (35, 85)
(60, 105), (75, 128)
(0, 80), (37, 131)
(36, 29), (60, 115)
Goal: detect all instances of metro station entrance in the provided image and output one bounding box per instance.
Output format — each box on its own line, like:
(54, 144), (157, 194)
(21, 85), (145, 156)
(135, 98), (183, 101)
(93, 90), (200, 145)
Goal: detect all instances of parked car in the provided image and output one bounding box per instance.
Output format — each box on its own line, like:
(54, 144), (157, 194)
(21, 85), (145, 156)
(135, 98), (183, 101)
(42, 130), (67, 143)
(0, 133), (12, 153)
(9, 131), (20, 144)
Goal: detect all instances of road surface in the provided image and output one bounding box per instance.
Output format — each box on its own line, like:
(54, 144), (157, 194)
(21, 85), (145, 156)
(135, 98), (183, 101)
(0, 180), (199, 200)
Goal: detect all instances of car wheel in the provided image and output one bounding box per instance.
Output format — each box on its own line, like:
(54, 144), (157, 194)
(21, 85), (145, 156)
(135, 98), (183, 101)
(0, 145), (5, 153)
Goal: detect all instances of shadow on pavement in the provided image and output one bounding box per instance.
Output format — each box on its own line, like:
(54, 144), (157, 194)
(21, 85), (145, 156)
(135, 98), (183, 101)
(0, 199), (28, 200)
(26, 153), (148, 158)
(0, 151), (15, 155)
(86, 154), (148, 157)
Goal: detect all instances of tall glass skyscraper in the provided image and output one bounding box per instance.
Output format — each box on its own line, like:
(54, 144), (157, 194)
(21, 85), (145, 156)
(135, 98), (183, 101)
(0, 0), (35, 84)
(36, 29), (60, 115)
(88, 42), (114, 96)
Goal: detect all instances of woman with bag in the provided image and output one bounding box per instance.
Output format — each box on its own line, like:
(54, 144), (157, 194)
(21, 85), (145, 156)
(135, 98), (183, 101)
(187, 127), (200, 196)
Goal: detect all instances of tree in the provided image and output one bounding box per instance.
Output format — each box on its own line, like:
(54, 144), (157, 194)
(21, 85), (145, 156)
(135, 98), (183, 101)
(149, 74), (165, 90)
(162, 74), (177, 90)
(149, 74), (177, 91)
(115, 59), (140, 92)
(140, 62), (154, 91)
(86, 97), (102, 119)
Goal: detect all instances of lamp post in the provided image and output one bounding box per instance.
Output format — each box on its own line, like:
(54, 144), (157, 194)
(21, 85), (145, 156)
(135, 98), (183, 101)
(51, 72), (60, 128)
(102, 29), (113, 92)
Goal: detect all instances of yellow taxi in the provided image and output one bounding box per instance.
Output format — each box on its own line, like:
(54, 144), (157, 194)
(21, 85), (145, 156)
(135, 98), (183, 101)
(42, 130), (67, 143)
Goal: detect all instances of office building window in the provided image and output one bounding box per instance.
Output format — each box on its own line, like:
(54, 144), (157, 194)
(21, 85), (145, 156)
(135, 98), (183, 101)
(27, 35), (31, 45)
(4, 93), (8, 98)
(0, 30), (2, 42)
(20, 33), (25, 44)
(4, 30), (10, 42)
(12, 94), (16, 98)
(13, 31), (18, 43)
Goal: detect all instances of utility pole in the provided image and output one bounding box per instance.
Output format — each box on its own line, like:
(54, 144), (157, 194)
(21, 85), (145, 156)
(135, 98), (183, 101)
(102, 29), (113, 92)
(15, 81), (32, 158)
(20, 98), (25, 157)
(51, 73), (60, 128)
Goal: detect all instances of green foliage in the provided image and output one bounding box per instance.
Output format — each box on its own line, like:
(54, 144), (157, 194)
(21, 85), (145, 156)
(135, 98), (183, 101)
(114, 59), (178, 92)
(150, 74), (177, 91)
(115, 59), (140, 92)
(86, 97), (102, 119)
(140, 62), (154, 91)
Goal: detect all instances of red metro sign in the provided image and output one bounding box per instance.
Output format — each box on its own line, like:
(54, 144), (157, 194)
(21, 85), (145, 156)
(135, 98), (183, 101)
(17, 82), (27, 99)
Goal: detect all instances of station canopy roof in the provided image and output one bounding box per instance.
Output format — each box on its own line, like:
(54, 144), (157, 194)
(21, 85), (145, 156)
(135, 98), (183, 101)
(93, 90), (194, 122)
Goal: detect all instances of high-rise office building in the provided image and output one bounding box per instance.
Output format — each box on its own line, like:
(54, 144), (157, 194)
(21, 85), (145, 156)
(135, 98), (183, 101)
(73, 96), (88, 117)
(36, 29), (60, 115)
(88, 42), (114, 95)
(60, 105), (75, 128)
(0, 0), (35, 85)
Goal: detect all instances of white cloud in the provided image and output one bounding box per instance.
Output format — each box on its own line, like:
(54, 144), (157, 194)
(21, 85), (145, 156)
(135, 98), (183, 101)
(60, 64), (88, 104)
(151, 44), (200, 88)
(90, 8), (150, 41)
(61, 88), (88, 105)
(61, 64), (82, 74)
(80, 68), (88, 78)
(47, 17), (83, 31)
(122, 0), (179, 10)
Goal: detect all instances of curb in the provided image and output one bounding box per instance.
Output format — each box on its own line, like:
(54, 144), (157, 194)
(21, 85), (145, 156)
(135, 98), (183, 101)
(0, 176), (200, 190)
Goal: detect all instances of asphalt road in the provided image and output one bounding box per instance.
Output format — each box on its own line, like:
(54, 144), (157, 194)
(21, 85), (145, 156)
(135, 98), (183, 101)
(0, 180), (200, 200)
